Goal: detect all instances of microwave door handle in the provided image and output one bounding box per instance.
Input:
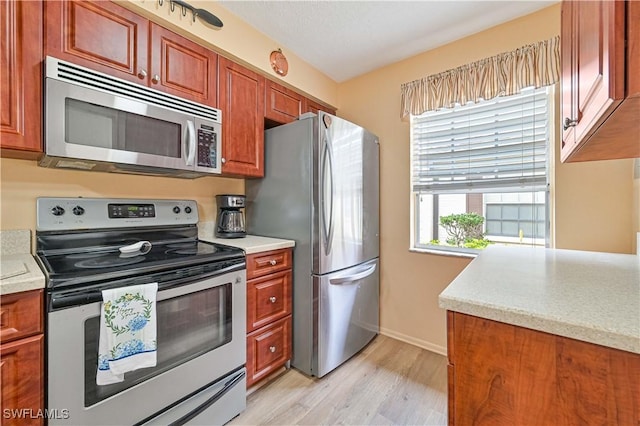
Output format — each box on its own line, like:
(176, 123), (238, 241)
(184, 120), (196, 166)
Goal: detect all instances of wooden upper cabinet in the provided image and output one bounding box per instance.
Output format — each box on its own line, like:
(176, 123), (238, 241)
(218, 57), (265, 177)
(303, 98), (336, 116)
(561, 0), (640, 162)
(1, 0), (43, 157)
(45, 1), (217, 107)
(265, 80), (304, 124)
(149, 23), (217, 107)
(45, 0), (148, 84)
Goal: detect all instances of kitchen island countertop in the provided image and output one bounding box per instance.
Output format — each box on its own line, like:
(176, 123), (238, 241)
(439, 245), (640, 354)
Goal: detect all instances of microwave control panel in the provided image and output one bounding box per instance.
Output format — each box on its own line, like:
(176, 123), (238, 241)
(197, 125), (218, 168)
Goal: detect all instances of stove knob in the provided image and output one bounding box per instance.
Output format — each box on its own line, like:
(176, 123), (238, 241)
(184, 206), (192, 214)
(72, 206), (85, 216)
(51, 206), (65, 216)
(173, 206), (181, 214)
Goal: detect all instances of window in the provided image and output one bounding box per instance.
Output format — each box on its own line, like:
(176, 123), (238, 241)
(411, 86), (552, 252)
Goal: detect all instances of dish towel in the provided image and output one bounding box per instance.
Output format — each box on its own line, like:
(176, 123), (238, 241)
(96, 282), (158, 385)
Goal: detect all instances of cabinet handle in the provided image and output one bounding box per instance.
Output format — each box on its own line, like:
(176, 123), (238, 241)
(152, 74), (160, 84)
(563, 117), (578, 131)
(137, 69), (147, 79)
(269, 346), (276, 353)
(269, 296), (277, 303)
(269, 260), (277, 266)
(221, 158), (226, 164)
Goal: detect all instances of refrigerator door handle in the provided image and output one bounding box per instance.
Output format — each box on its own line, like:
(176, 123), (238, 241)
(321, 131), (335, 255)
(329, 263), (377, 285)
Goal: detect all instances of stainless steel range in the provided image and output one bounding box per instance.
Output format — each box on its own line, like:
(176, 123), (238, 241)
(35, 197), (246, 425)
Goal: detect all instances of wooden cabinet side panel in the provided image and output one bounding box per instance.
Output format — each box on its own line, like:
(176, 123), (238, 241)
(451, 313), (557, 425)
(556, 337), (640, 425)
(149, 24), (217, 107)
(218, 57), (265, 177)
(627, 0), (640, 96)
(0, 334), (44, 426)
(45, 0), (148, 84)
(0, 0), (42, 154)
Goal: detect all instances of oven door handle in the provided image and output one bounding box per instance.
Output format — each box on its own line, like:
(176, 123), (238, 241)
(167, 368), (245, 426)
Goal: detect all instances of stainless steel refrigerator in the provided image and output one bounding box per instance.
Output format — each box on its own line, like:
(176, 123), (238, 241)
(246, 112), (379, 378)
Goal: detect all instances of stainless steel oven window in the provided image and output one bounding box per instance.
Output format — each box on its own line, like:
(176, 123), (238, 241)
(83, 284), (232, 406)
(64, 98), (182, 157)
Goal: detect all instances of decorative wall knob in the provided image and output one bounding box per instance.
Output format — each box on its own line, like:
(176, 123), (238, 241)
(563, 117), (578, 131)
(269, 346), (276, 353)
(152, 74), (160, 84)
(137, 69), (147, 79)
(269, 296), (277, 303)
(269, 260), (277, 266)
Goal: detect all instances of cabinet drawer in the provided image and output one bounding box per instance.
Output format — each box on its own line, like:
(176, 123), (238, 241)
(0, 290), (43, 344)
(246, 316), (291, 387)
(247, 270), (292, 333)
(0, 334), (44, 425)
(246, 249), (292, 280)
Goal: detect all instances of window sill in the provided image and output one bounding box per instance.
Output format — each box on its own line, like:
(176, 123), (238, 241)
(409, 247), (478, 259)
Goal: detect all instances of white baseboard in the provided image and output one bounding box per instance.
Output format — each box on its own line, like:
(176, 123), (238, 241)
(379, 327), (447, 357)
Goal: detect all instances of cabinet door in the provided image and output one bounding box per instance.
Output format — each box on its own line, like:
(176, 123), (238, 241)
(560, 0), (626, 161)
(304, 98), (336, 116)
(149, 23), (217, 107)
(45, 0), (148, 84)
(0, 0), (42, 157)
(265, 80), (303, 124)
(218, 57), (265, 177)
(247, 270), (292, 333)
(246, 316), (291, 387)
(0, 335), (44, 426)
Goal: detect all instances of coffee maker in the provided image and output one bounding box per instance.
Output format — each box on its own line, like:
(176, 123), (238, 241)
(215, 194), (246, 238)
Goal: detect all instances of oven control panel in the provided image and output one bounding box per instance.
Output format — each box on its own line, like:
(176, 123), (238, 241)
(108, 203), (156, 219)
(36, 198), (199, 231)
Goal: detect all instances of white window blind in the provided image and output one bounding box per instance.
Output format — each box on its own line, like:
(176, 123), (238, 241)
(411, 87), (550, 194)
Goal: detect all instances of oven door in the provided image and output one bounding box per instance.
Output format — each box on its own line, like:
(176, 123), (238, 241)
(47, 269), (246, 425)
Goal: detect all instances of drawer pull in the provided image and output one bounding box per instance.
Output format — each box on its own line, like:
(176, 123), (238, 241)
(269, 260), (277, 266)
(269, 346), (276, 353)
(269, 296), (277, 303)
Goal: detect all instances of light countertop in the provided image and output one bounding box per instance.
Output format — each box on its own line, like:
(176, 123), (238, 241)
(0, 230), (46, 295)
(199, 234), (295, 254)
(439, 245), (640, 354)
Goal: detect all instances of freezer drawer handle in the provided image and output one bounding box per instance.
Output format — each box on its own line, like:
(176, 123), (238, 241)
(329, 263), (376, 285)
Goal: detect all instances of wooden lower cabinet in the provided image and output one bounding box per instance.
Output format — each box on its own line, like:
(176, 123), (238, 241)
(245, 248), (293, 388)
(0, 290), (44, 426)
(246, 316), (292, 387)
(447, 311), (640, 425)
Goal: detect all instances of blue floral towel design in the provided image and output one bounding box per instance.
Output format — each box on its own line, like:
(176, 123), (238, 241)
(96, 283), (158, 385)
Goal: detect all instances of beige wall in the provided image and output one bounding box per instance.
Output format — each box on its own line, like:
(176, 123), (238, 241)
(118, 0), (339, 107)
(0, 158), (243, 233)
(337, 3), (636, 353)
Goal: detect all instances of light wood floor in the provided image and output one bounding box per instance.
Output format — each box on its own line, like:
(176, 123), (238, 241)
(230, 335), (448, 425)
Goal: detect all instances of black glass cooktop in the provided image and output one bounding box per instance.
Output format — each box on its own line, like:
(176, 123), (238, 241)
(36, 227), (245, 290)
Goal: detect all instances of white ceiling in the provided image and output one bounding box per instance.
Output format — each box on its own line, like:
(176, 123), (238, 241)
(217, 0), (557, 83)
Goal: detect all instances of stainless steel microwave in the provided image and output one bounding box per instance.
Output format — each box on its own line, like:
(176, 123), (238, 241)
(41, 57), (222, 178)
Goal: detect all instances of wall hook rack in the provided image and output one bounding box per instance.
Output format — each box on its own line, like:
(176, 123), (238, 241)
(159, 0), (224, 28)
